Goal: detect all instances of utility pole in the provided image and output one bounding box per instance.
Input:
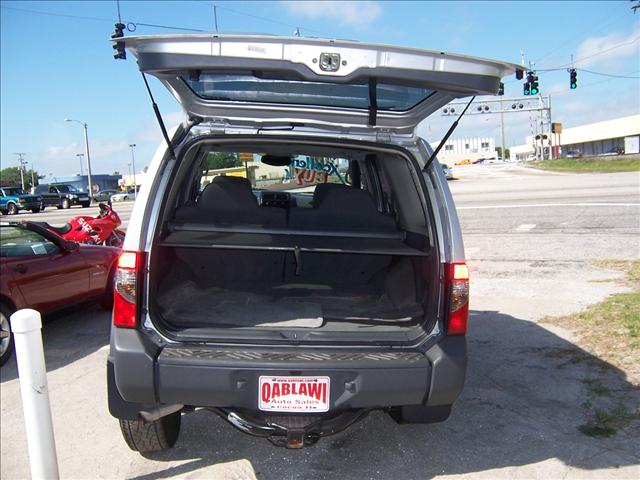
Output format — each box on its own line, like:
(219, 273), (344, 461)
(499, 98), (506, 160)
(65, 119), (94, 202)
(14, 153), (27, 191)
(30, 163), (36, 192)
(129, 144), (137, 199)
(76, 153), (84, 177)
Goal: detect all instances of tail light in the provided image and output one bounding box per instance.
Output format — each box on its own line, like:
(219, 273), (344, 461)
(447, 262), (469, 335)
(113, 250), (144, 328)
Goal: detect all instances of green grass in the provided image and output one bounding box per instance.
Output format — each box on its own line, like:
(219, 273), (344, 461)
(579, 406), (634, 438)
(528, 156), (640, 173)
(544, 260), (640, 438)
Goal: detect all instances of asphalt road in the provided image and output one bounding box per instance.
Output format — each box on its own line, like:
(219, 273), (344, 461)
(1, 164), (639, 479)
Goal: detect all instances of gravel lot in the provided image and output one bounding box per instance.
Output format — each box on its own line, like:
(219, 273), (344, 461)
(1, 164), (639, 479)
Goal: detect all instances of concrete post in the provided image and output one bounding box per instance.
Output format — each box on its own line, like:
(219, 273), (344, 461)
(11, 309), (59, 480)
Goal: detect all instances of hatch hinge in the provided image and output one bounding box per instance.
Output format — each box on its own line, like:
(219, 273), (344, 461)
(207, 119), (227, 135)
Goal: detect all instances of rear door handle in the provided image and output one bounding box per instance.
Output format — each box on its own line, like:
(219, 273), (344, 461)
(13, 264), (27, 274)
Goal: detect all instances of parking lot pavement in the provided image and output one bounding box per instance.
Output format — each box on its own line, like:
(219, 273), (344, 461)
(1, 167), (639, 479)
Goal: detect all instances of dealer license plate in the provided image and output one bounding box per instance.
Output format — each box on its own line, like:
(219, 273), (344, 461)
(258, 376), (330, 412)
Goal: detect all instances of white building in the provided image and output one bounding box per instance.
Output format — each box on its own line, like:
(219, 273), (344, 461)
(431, 137), (497, 165)
(510, 114), (640, 161)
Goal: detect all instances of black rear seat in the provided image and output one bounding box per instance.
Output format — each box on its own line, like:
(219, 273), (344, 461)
(174, 176), (286, 228)
(289, 183), (397, 232)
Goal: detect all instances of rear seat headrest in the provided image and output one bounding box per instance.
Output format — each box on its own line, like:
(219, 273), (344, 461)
(314, 184), (378, 212)
(313, 183), (348, 207)
(212, 175), (252, 187)
(200, 175), (257, 209)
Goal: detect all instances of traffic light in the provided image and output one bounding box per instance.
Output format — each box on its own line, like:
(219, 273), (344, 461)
(530, 72), (540, 95)
(524, 71), (535, 95)
(498, 82), (504, 96)
(569, 68), (577, 89)
(112, 22), (126, 60)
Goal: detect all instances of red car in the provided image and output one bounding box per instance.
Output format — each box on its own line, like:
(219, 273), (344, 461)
(0, 222), (120, 365)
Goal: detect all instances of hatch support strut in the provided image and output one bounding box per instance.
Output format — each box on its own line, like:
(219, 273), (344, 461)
(424, 95), (476, 170)
(141, 72), (177, 160)
(368, 78), (378, 127)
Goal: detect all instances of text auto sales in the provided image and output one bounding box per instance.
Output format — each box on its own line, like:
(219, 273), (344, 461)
(261, 380), (328, 405)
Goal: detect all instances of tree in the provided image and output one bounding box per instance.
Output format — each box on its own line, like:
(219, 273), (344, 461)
(0, 167), (44, 189)
(496, 147), (510, 159)
(206, 152), (240, 170)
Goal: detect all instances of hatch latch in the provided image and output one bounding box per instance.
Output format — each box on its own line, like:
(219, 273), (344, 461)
(319, 53), (341, 72)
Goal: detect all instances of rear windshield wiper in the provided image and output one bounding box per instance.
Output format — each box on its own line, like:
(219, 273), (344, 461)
(424, 95), (475, 170)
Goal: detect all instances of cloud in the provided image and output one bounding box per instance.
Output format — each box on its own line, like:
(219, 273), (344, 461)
(281, 1), (382, 29)
(573, 23), (640, 69)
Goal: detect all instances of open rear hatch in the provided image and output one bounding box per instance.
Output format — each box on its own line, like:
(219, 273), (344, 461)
(118, 36), (517, 343)
(120, 35), (518, 134)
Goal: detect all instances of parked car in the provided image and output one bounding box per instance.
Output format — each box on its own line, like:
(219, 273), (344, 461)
(599, 147), (624, 156)
(0, 187), (42, 215)
(441, 163), (454, 180)
(93, 189), (120, 203)
(107, 34), (516, 452)
(485, 156), (503, 164)
(110, 188), (136, 202)
(35, 184), (91, 209)
(0, 221), (120, 365)
(564, 150), (582, 159)
(455, 159), (472, 165)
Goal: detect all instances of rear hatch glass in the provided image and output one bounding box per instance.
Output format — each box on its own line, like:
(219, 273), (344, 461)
(120, 35), (518, 132)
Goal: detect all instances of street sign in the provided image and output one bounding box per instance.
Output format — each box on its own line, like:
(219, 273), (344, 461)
(551, 122), (562, 134)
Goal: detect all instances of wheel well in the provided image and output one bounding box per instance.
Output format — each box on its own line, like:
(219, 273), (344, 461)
(0, 295), (16, 313)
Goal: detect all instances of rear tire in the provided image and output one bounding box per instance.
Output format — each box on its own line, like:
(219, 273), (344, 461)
(7, 203), (18, 215)
(0, 304), (15, 367)
(62, 199), (70, 209)
(31, 207), (41, 213)
(106, 230), (125, 248)
(389, 404), (452, 424)
(81, 202), (90, 208)
(119, 411), (181, 453)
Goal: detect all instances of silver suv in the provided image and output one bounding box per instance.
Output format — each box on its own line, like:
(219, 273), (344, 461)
(107, 35), (516, 451)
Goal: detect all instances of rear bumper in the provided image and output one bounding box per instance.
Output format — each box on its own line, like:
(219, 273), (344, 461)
(108, 328), (466, 417)
(16, 201), (40, 210)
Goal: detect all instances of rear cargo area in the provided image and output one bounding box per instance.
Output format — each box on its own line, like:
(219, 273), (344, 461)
(154, 247), (430, 333)
(147, 140), (440, 342)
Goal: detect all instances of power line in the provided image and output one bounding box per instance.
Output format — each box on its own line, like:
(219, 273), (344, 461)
(576, 69), (640, 79)
(554, 70), (640, 96)
(554, 36), (640, 69)
(1, 5), (206, 32)
(532, 11), (629, 65)
(210, 3), (333, 37)
(2, 3), (335, 37)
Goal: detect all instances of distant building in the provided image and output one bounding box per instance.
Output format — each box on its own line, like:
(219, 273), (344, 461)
(510, 114), (640, 161)
(431, 137), (497, 165)
(45, 174), (122, 193)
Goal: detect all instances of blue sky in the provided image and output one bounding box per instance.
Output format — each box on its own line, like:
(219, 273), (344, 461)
(1, 1), (639, 177)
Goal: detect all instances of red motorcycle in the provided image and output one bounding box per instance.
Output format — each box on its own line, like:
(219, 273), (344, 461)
(36, 203), (125, 248)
